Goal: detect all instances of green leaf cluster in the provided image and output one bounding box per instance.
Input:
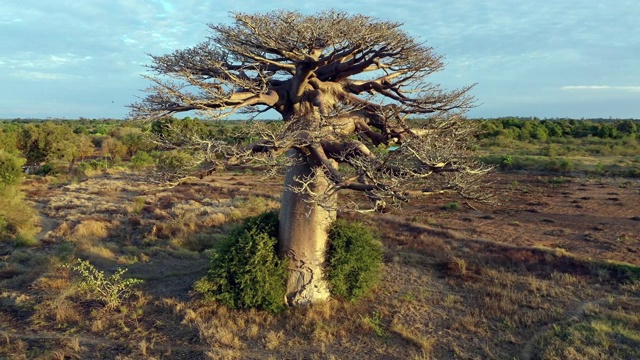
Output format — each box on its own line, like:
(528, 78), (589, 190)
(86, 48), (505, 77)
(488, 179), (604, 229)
(194, 211), (287, 313)
(327, 219), (383, 301)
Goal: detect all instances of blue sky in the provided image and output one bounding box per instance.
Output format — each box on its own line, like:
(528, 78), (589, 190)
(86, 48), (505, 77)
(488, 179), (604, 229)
(1, 0), (638, 119)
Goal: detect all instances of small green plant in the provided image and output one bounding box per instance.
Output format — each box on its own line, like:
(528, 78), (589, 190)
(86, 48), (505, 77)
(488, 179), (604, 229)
(66, 259), (143, 308)
(130, 196), (146, 214)
(547, 176), (571, 184)
(444, 294), (457, 307)
(194, 211), (287, 313)
(500, 154), (514, 169)
(362, 310), (387, 337)
(402, 291), (416, 303)
(326, 219), (383, 302)
(440, 202), (461, 211)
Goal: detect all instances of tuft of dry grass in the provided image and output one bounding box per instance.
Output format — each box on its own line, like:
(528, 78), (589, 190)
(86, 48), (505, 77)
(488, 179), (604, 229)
(32, 287), (82, 328)
(71, 219), (110, 241)
(201, 212), (227, 227)
(390, 317), (435, 354)
(263, 330), (284, 350)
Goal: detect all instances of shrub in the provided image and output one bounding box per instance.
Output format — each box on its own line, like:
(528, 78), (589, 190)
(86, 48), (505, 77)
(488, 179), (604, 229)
(194, 211), (287, 313)
(66, 258), (143, 309)
(129, 150), (155, 169)
(76, 159), (108, 175)
(480, 154), (515, 170)
(440, 202), (461, 211)
(0, 150), (25, 188)
(155, 149), (200, 174)
(545, 158), (574, 173)
(101, 137), (127, 160)
(326, 219), (383, 302)
(0, 186), (39, 244)
(36, 160), (68, 176)
(500, 154), (514, 169)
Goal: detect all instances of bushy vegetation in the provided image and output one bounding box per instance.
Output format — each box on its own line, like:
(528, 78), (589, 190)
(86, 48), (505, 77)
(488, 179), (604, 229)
(478, 117), (639, 141)
(0, 150), (24, 188)
(128, 150), (155, 170)
(0, 150), (39, 244)
(0, 186), (39, 245)
(326, 219), (383, 302)
(3, 116), (638, 179)
(66, 258), (144, 309)
(193, 214), (384, 310)
(155, 149), (200, 174)
(474, 117), (640, 176)
(194, 211), (287, 313)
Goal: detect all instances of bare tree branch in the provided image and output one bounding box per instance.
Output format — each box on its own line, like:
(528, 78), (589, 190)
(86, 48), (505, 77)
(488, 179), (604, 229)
(131, 10), (490, 210)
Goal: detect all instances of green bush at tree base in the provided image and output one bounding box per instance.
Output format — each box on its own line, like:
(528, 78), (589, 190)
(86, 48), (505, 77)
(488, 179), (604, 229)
(195, 213), (384, 311)
(194, 211), (287, 313)
(327, 219), (383, 302)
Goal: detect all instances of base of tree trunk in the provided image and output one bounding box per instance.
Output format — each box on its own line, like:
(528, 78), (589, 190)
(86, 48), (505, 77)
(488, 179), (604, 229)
(279, 150), (336, 305)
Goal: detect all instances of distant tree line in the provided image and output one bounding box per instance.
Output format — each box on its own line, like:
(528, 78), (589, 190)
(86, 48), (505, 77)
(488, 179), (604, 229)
(476, 117), (639, 141)
(1, 116), (638, 177)
(0, 117), (257, 176)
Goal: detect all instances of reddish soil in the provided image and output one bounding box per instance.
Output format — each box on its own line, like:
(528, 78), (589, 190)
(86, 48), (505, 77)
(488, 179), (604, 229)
(398, 173), (639, 265)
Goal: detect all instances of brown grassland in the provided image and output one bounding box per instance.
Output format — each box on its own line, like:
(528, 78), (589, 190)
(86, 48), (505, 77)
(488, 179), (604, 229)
(1, 169), (639, 359)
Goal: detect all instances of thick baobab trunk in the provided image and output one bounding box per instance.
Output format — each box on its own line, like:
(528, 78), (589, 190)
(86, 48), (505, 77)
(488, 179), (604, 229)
(279, 150), (336, 305)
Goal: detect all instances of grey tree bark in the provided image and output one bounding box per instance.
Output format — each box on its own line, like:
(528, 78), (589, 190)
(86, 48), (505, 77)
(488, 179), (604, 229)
(278, 150), (336, 305)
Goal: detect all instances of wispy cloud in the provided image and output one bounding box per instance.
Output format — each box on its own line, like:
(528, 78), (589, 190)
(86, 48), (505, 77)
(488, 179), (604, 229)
(562, 86), (640, 92)
(10, 71), (81, 81)
(1, 52), (95, 81)
(0, 0), (639, 118)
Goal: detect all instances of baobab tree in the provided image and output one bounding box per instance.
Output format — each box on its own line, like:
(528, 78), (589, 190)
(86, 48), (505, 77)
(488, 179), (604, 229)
(130, 10), (489, 305)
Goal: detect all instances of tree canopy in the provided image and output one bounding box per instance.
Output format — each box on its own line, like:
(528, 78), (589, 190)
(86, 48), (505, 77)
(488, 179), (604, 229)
(131, 10), (488, 211)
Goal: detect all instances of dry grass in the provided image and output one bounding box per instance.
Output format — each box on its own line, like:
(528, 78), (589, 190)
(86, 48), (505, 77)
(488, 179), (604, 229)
(533, 296), (640, 359)
(263, 330), (284, 350)
(1, 171), (638, 359)
(390, 316), (435, 353)
(71, 219), (110, 240)
(201, 212), (228, 227)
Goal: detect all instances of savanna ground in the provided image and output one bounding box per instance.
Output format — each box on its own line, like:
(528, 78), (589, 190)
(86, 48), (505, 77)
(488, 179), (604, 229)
(1, 168), (639, 359)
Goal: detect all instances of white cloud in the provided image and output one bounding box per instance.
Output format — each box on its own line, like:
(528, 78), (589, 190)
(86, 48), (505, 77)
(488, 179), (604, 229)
(10, 71), (80, 81)
(0, 0), (639, 118)
(1, 52), (95, 81)
(562, 86), (640, 92)
(2, 52), (93, 69)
